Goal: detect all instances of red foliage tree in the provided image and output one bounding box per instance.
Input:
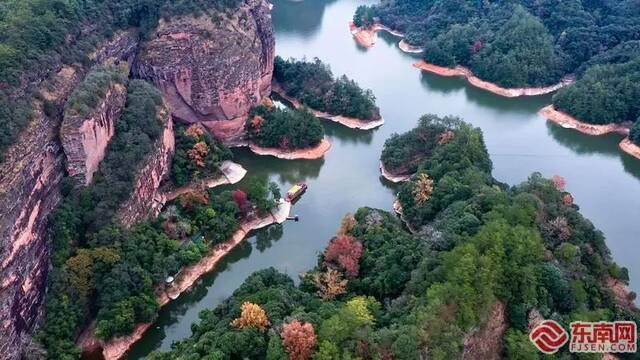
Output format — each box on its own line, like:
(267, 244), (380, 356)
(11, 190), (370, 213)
(562, 193), (574, 206)
(551, 175), (566, 191)
(471, 40), (483, 54)
(232, 189), (250, 214)
(323, 235), (363, 278)
(281, 320), (317, 360)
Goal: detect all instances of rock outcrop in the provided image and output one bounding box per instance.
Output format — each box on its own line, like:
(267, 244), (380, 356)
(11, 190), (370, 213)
(462, 301), (507, 360)
(0, 30), (138, 359)
(60, 78), (128, 186)
(134, 0), (275, 145)
(117, 102), (175, 227)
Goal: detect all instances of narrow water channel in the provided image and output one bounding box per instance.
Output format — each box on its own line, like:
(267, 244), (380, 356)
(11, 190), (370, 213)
(128, 0), (640, 357)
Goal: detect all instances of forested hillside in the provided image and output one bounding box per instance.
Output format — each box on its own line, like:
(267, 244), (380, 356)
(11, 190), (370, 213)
(354, 0), (640, 132)
(148, 115), (639, 359)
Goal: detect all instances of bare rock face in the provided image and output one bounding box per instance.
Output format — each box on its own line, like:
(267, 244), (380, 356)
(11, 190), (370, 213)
(134, 0), (274, 144)
(462, 301), (507, 360)
(117, 102), (175, 227)
(0, 30), (138, 359)
(60, 80), (128, 186)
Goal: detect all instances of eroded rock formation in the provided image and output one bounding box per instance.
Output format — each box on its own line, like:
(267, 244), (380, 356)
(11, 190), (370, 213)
(117, 102), (175, 227)
(60, 80), (128, 186)
(0, 30), (138, 359)
(134, 0), (275, 145)
(462, 301), (507, 360)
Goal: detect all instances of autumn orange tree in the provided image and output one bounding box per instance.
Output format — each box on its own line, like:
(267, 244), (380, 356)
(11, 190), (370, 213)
(337, 212), (357, 236)
(312, 268), (348, 300)
(281, 320), (317, 360)
(413, 172), (434, 206)
(231, 302), (270, 330)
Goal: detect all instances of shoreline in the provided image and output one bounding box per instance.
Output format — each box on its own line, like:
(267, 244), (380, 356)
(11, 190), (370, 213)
(247, 138), (331, 160)
(349, 22), (405, 48)
(78, 200), (292, 360)
(398, 39), (424, 54)
(159, 160), (247, 203)
(540, 105), (640, 162)
(272, 83), (384, 130)
(392, 198), (416, 234)
(379, 161), (412, 183)
(539, 105), (631, 136)
(413, 60), (574, 98)
(619, 138), (640, 160)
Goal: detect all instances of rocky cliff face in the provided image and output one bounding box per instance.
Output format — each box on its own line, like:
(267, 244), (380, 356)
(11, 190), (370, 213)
(134, 0), (274, 144)
(60, 81), (128, 186)
(462, 301), (507, 360)
(117, 103), (175, 227)
(0, 30), (138, 359)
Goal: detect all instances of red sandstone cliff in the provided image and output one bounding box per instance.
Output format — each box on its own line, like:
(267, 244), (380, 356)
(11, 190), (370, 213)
(462, 301), (507, 359)
(60, 75), (128, 186)
(134, 0), (275, 145)
(117, 102), (175, 227)
(0, 30), (139, 359)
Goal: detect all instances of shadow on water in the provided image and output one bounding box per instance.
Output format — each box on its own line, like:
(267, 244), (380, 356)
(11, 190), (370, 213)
(546, 121), (623, 158)
(323, 120), (374, 145)
(231, 147), (324, 184)
(272, 0), (336, 38)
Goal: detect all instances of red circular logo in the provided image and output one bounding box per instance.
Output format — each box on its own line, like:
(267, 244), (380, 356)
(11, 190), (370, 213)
(529, 320), (569, 354)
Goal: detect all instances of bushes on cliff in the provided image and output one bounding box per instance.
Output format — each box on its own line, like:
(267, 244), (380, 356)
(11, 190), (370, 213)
(64, 65), (129, 118)
(246, 104), (324, 149)
(274, 56), (380, 120)
(171, 124), (232, 187)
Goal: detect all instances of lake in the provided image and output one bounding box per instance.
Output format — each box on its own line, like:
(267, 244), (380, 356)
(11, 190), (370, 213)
(128, 0), (640, 357)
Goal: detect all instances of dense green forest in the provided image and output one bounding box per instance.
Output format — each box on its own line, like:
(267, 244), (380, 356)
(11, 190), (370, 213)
(0, 0), (242, 160)
(274, 56), (380, 120)
(380, 114), (459, 176)
(247, 103), (325, 149)
(148, 115), (638, 359)
(353, 0), (640, 99)
(39, 77), (282, 357)
(171, 123), (232, 187)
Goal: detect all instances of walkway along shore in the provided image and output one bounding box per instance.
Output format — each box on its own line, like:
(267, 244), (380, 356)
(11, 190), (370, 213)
(379, 161), (412, 183)
(248, 138), (331, 160)
(349, 22), (405, 49)
(159, 160), (247, 203)
(78, 200), (292, 360)
(413, 61), (574, 98)
(271, 82), (385, 130)
(539, 105), (640, 161)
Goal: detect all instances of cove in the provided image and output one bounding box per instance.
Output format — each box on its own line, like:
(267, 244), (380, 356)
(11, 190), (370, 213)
(127, 0), (640, 357)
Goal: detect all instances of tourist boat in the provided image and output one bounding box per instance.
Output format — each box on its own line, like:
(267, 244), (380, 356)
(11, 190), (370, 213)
(285, 183), (307, 202)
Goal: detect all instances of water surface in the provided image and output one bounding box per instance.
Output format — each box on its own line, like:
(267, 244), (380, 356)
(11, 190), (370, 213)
(128, 0), (640, 357)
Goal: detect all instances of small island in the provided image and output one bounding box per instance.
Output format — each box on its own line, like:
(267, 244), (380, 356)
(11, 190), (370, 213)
(380, 114), (459, 182)
(273, 56), (384, 129)
(245, 101), (331, 160)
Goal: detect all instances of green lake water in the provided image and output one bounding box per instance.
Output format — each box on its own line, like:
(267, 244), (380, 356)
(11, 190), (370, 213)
(127, 0), (640, 357)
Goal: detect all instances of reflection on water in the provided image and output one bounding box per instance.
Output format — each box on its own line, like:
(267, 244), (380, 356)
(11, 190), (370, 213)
(129, 0), (640, 357)
(272, 0), (336, 38)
